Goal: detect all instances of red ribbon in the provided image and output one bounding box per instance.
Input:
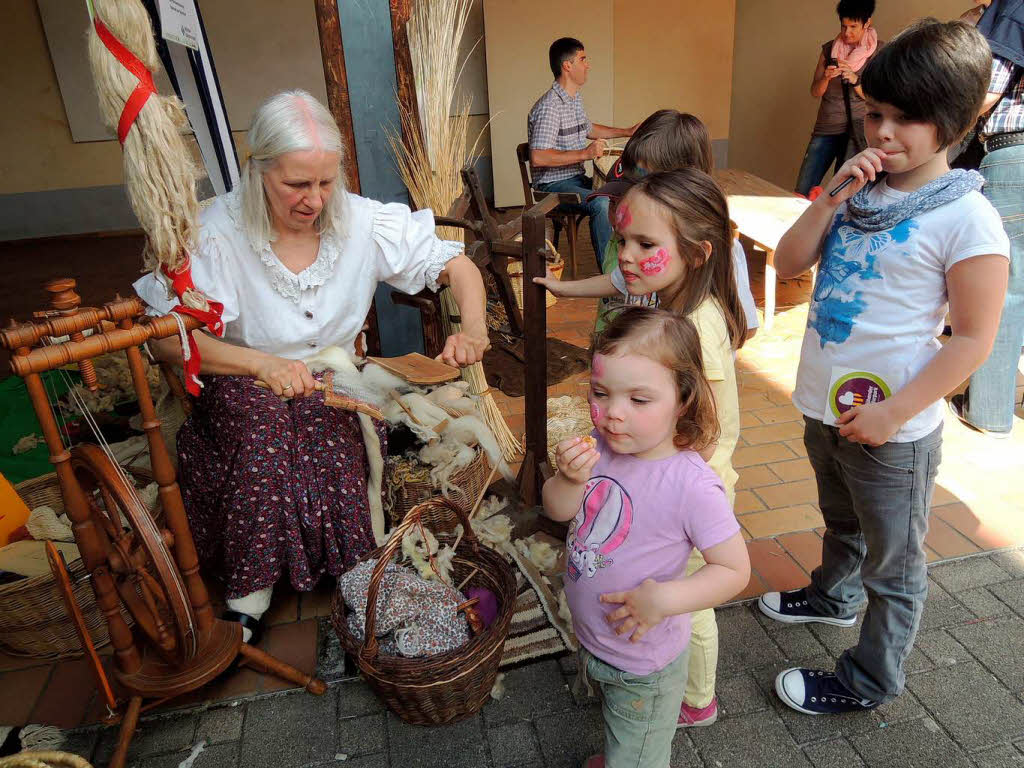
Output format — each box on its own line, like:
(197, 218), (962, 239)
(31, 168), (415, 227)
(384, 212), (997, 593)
(92, 17), (222, 395)
(93, 16), (157, 145)
(162, 263), (225, 396)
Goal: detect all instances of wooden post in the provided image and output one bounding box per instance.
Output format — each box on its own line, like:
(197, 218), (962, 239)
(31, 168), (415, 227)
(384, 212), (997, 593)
(314, 0), (381, 355)
(314, 0), (360, 195)
(517, 199), (556, 505)
(389, 0), (424, 157)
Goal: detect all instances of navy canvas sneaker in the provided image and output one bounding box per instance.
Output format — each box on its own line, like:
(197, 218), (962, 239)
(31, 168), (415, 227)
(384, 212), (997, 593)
(758, 587), (857, 627)
(775, 668), (878, 715)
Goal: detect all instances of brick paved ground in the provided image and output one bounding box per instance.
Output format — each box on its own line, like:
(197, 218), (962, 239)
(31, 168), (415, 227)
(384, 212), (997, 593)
(49, 549), (1024, 768)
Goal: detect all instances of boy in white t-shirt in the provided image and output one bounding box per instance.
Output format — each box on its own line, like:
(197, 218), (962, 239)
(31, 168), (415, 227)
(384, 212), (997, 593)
(758, 19), (1011, 715)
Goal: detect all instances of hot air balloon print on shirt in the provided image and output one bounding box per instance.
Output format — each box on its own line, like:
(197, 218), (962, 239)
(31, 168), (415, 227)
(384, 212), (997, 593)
(566, 476), (634, 582)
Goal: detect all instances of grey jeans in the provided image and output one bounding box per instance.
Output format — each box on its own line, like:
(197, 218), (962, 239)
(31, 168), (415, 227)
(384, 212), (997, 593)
(803, 417), (943, 702)
(577, 646), (690, 768)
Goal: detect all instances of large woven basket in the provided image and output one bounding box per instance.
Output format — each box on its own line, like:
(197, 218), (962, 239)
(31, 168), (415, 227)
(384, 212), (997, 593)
(331, 497), (516, 725)
(383, 447), (490, 528)
(0, 469), (157, 659)
(0, 752), (92, 768)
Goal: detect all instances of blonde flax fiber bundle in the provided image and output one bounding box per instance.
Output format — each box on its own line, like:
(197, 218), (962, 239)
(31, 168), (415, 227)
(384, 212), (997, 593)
(87, 0), (201, 278)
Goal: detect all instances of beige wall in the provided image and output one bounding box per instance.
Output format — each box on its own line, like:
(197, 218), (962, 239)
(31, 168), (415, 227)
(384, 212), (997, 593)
(729, 0), (973, 189)
(2, 0), (125, 194)
(483, 0), (615, 208)
(2, 0), (326, 196)
(482, 0), (736, 207)
(612, 0), (736, 139)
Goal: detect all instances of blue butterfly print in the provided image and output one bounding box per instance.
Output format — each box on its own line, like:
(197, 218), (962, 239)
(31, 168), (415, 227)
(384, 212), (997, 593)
(813, 254), (863, 301)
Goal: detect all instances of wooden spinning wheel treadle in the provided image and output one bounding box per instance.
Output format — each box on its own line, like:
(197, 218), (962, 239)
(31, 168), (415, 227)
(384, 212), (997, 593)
(1, 279), (326, 768)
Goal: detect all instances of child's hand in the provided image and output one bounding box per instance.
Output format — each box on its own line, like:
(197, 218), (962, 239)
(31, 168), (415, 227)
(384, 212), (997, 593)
(837, 400), (903, 446)
(601, 579), (671, 642)
(555, 436), (599, 485)
(820, 148), (887, 207)
(533, 268), (565, 296)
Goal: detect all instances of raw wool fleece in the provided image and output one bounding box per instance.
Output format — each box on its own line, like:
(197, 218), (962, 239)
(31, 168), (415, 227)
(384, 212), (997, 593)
(305, 347), (393, 544)
(401, 525), (457, 586)
(306, 346), (514, 529)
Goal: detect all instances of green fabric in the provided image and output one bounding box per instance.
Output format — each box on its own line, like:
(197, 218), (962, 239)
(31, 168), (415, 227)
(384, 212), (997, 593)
(0, 373), (77, 485)
(595, 238), (621, 333)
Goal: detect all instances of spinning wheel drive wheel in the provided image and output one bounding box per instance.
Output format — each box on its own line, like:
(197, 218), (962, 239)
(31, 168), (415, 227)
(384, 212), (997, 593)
(70, 444), (198, 665)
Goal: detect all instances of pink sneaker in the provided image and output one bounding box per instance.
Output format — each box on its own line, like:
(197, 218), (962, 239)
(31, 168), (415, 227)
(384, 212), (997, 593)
(582, 755), (605, 768)
(677, 696), (718, 727)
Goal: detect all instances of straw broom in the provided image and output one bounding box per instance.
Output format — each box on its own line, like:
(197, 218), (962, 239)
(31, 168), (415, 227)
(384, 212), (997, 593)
(388, 0), (521, 463)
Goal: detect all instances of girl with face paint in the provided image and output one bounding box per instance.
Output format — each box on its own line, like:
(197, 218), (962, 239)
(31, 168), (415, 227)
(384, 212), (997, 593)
(541, 307), (750, 768)
(536, 167), (748, 730)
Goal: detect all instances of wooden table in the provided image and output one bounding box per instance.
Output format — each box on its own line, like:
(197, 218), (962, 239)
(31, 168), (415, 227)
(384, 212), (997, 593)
(714, 169), (810, 330)
(592, 163), (810, 330)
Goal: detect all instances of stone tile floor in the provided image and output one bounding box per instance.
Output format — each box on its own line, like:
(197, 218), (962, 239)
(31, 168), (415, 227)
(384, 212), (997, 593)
(45, 548), (1024, 768)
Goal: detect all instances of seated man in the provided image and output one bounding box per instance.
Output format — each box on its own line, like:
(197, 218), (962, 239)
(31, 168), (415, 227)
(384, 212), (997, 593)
(528, 37), (636, 270)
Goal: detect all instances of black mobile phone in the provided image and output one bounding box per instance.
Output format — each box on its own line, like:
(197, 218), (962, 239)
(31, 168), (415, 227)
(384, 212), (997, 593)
(826, 56), (838, 67)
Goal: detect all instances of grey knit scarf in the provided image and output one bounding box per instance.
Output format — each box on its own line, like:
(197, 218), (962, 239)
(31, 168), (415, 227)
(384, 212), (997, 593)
(845, 169), (985, 232)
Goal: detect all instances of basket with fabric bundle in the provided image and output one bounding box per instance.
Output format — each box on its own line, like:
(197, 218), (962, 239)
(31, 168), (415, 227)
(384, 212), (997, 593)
(382, 445), (491, 529)
(331, 496), (516, 725)
(507, 235), (563, 309)
(0, 469), (157, 658)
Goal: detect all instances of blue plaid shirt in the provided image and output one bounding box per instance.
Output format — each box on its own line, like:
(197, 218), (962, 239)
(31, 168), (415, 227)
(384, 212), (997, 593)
(527, 82), (593, 185)
(981, 54), (1024, 139)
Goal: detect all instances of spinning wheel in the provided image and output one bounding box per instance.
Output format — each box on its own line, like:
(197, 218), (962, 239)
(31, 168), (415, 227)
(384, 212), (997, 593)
(1, 280), (326, 768)
(71, 443), (197, 665)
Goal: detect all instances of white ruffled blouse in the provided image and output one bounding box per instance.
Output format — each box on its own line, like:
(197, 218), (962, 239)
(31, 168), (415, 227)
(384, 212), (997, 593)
(133, 190), (463, 360)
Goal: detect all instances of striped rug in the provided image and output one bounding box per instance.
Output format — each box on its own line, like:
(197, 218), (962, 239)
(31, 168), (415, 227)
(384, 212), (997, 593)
(499, 542), (577, 668)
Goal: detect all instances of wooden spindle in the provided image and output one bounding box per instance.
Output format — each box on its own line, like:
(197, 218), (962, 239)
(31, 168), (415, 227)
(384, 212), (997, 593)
(119, 316), (214, 636)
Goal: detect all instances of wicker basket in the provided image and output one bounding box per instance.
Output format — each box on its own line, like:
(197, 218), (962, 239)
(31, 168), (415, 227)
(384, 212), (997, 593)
(383, 447), (490, 529)
(0, 469), (157, 659)
(0, 752), (93, 768)
(331, 497), (516, 725)
(508, 235), (563, 309)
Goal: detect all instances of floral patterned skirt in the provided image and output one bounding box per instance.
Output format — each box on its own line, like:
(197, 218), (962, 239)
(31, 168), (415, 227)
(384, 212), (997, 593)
(176, 375), (386, 600)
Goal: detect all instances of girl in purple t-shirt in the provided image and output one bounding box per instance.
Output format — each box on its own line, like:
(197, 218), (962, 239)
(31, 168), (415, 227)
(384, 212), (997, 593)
(542, 307), (750, 768)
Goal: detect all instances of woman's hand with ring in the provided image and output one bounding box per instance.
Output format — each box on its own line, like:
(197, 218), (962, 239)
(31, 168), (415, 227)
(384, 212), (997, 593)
(253, 355), (316, 397)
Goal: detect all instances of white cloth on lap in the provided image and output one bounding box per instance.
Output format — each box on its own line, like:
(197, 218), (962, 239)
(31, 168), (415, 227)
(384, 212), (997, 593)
(133, 189), (463, 359)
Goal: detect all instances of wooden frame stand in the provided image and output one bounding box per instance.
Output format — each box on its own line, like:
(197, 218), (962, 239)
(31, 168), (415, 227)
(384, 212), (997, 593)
(1, 280), (325, 768)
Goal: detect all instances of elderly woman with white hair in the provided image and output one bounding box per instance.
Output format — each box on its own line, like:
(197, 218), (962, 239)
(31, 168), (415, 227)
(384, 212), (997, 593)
(134, 90), (488, 642)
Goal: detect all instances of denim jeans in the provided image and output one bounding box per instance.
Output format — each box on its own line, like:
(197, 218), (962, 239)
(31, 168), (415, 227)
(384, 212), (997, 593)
(578, 646), (689, 768)
(965, 143), (1024, 433)
(803, 417), (942, 702)
(795, 133), (857, 196)
(535, 173), (612, 270)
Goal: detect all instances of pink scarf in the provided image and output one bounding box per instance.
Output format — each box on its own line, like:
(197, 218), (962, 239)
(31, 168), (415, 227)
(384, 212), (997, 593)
(831, 27), (878, 72)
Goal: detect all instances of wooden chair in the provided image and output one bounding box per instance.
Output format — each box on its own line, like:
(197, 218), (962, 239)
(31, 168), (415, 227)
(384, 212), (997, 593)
(393, 165), (529, 359)
(515, 142), (586, 279)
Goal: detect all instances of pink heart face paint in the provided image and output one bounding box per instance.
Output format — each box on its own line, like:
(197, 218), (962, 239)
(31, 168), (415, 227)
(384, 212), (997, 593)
(590, 401), (602, 428)
(639, 248), (670, 276)
(613, 203), (632, 232)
